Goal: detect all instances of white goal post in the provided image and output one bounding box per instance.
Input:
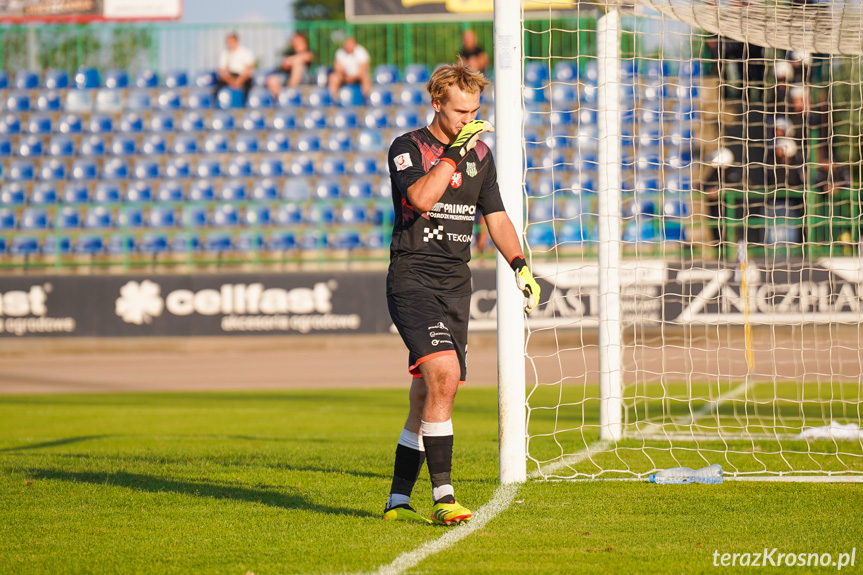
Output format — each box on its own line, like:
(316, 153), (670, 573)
(494, 0), (863, 483)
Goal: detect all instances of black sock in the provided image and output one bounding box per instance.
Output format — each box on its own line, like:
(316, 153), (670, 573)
(387, 443), (425, 509)
(423, 434), (454, 503)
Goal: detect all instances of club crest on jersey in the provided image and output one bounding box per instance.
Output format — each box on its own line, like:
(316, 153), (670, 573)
(450, 171), (463, 188)
(465, 162), (477, 178)
(423, 225), (444, 242)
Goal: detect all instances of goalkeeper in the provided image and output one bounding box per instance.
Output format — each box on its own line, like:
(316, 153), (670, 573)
(383, 61), (540, 525)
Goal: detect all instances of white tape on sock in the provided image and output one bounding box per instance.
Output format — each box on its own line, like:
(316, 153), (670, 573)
(398, 428), (424, 451)
(421, 419), (453, 437)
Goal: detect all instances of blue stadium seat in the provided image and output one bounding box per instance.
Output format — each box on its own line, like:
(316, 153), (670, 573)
(370, 202), (393, 226)
(133, 159), (160, 179)
(211, 111), (235, 131)
(300, 230), (330, 250)
(404, 64), (429, 84)
(62, 182), (90, 203)
(107, 234), (136, 254)
(135, 69), (159, 89)
(307, 203), (335, 225)
(351, 155), (380, 176)
(110, 135), (137, 156)
(6, 91), (30, 112)
(235, 232), (263, 252)
(75, 67), (100, 89)
(75, 234), (105, 254)
(0, 71), (7, 89)
(164, 157), (191, 179)
(42, 236), (72, 255)
(248, 88), (273, 108)
(244, 205), (271, 226)
(302, 109), (327, 130)
(203, 133), (228, 153)
(35, 90), (62, 112)
(356, 129), (383, 152)
(181, 111), (206, 132)
(272, 110), (299, 130)
(212, 204), (240, 227)
(219, 180), (247, 201)
(524, 62), (550, 89)
(188, 180), (215, 202)
(282, 177), (311, 200)
(93, 182), (122, 204)
(156, 89), (182, 110)
(104, 69), (130, 89)
(123, 89), (151, 112)
(156, 182), (185, 202)
(216, 88), (245, 109)
(369, 86), (394, 107)
(333, 230), (362, 250)
(526, 223), (556, 249)
(313, 66), (330, 87)
(662, 197), (689, 242)
(172, 135), (198, 154)
(376, 177), (392, 199)
(338, 204), (368, 225)
(8, 160), (35, 181)
(95, 89), (123, 112)
(53, 115), (79, 136)
(398, 85), (425, 107)
(241, 110), (267, 131)
(338, 85), (364, 107)
(393, 107), (420, 129)
(332, 109), (359, 129)
(314, 179), (340, 200)
(265, 132), (290, 153)
(319, 156), (346, 176)
(118, 112), (144, 133)
(14, 70), (39, 89)
(102, 158), (130, 179)
(0, 136), (10, 156)
(277, 87), (302, 107)
(149, 112), (175, 132)
(39, 159), (66, 181)
(362, 108), (389, 129)
(26, 114), (52, 135)
(182, 205), (208, 228)
(186, 89), (214, 110)
(195, 71), (216, 88)
(41, 69), (68, 90)
(125, 181), (153, 203)
(164, 70), (188, 89)
(148, 206), (177, 228)
(326, 130), (352, 152)
(0, 114), (21, 134)
(252, 179), (279, 201)
(140, 233), (170, 254)
(550, 83), (577, 105)
(234, 133), (259, 153)
(528, 198), (556, 223)
(664, 173), (691, 193)
(374, 64), (399, 85)
(10, 236), (40, 256)
(141, 134), (167, 155)
(30, 182), (58, 205)
(0, 182), (25, 205)
(345, 177), (374, 199)
(258, 157), (283, 177)
(0, 207), (16, 230)
(57, 206), (82, 229)
(64, 90), (93, 113)
(267, 231), (297, 251)
(171, 234), (201, 253)
(295, 132), (321, 153)
(553, 61), (579, 82)
(275, 203), (303, 225)
(18, 136), (44, 157)
(20, 207), (49, 230)
(307, 87), (332, 107)
(87, 114), (113, 134)
(84, 206), (113, 229)
(364, 229), (386, 250)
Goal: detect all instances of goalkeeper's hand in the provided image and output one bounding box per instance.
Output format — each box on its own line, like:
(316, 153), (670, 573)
(441, 120), (494, 167)
(510, 255), (540, 314)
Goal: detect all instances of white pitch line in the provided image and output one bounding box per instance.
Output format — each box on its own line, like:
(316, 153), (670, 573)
(369, 444), (603, 575)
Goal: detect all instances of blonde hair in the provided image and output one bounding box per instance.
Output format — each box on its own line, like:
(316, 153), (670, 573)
(426, 61), (489, 105)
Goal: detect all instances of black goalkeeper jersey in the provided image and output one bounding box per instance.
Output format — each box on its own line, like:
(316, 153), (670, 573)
(386, 126), (506, 296)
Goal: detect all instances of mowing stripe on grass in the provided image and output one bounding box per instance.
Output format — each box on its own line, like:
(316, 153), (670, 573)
(369, 445), (602, 575)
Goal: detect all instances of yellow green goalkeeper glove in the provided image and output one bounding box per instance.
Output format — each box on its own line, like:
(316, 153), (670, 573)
(510, 255), (540, 314)
(441, 119), (494, 168)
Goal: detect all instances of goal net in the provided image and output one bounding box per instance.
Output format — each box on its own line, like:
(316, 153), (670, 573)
(510, 1), (863, 480)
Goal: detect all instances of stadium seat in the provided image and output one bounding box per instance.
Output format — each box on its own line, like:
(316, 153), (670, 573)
(258, 157), (283, 177)
(135, 69), (159, 88)
(272, 110), (299, 130)
(194, 71), (216, 88)
(95, 89), (123, 112)
(44, 69), (70, 90)
(181, 111), (206, 132)
(356, 129), (383, 152)
(370, 202), (393, 226)
(88, 114), (113, 134)
(0, 136), (10, 157)
(216, 88), (245, 109)
(210, 111), (235, 131)
(182, 205), (209, 228)
(338, 204), (368, 225)
(363, 108), (389, 129)
(141, 134), (167, 155)
(0, 114), (21, 134)
(62, 182), (90, 203)
(148, 206), (177, 228)
(295, 133), (321, 153)
(374, 64), (399, 85)
(126, 89), (152, 111)
(326, 130), (353, 152)
(84, 206), (113, 229)
(164, 70), (188, 89)
(0, 71), (7, 89)
(0, 183), (26, 205)
(20, 207), (49, 230)
(107, 234), (135, 254)
(140, 233), (170, 254)
(302, 109), (327, 130)
(219, 180), (247, 201)
(307, 202), (336, 224)
(277, 87), (303, 107)
(553, 61), (579, 83)
(188, 180), (215, 202)
(300, 230), (330, 250)
(526, 223), (556, 249)
(10, 236), (40, 256)
(265, 132), (290, 153)
(75, 67), (100, 89)
(275, 203), (303, 225)
(248, 88), (273, 108)
(57, 206), (82, 229)
(398, 85), (425, 106)
(187, 89), (214, 110)
(212, 204), (240, 227)
(244, 205), (271, 226)
(156, 89), (182, 110)
(282, 177), (311, 200)
(125, 181), (153, 203)
(0, 207), (16, 230)
(364, 229), (386, 250)
(35, 90), (62, 112)
(171, 234), (201, 253)
(241, 110), (267, 131)
(110, 135), (137, 156)
(64, 90), (93, 113)
(351, 155), (380, 176)
(313, 66), (330, 87)
(118, 112), (144, 133)
(234, 133), (259, 153)
(314, 179), (340, 200)
(104, 69), (130, 89)
(252, 179), (279, 201)
(133, 159), (160, 179)
(118, 206), (145, 229)
(6, 91), (30, 112)
(164, 157), (191, 179)
(307, 87), (332, 107)
(369, 86), (394, 107)
(404, 64), (430, 84)
(338, 85), (364, 107)
(150, 112), (175, 132)
(25, 114), (52, 135)
(203, 133), (228, 153)
(204, 232), (234, 252)
(18, 135), (43, 157)
(173, 135), (198, 154)
(75, 234), (105, 255)
(319, 156), (346, 176)
(156, 182), (185, 203)
(344, 178), (374, 200)
(39, 159), (66, 181)
(550, 84), (577, 105)
(14, 70), (39, 90)
(45, 137), (73, 158)
(235, 232), (264, 252)
(267, 231), (297, 251)
(528, 198), (556, 223)
(42, 236), (72, 255)
(393, 107), (420, 129)
(332, 230), (362, 250)
(102, 158), (130, 179)
(7, 160), (35, 181)
(332, 109), (359, 129)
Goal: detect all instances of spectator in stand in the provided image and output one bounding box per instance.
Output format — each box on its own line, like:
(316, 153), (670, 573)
(814, 152), (852, 196)
(702, 146), (743, 250)
(214, 32), (255, 106)
(266, 32), (315, 99)
(459, 29), (488, 74)
(328, 37), (372, 101)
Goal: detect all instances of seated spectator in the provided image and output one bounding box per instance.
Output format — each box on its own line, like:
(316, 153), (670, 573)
(814, 153), (852, 196)
(459, 30), (488, 73)
(328, 37), (372, 101)
(266, 32), (314, 99)
(214, 32), (255, 105)
(702, 146), (743, 249)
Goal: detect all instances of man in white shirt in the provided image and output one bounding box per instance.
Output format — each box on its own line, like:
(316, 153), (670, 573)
(214, 32), (256, 105)
(328, 37), (372, 101)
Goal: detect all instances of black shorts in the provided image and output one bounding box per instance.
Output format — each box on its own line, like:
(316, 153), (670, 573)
(387, 290), (470, 384)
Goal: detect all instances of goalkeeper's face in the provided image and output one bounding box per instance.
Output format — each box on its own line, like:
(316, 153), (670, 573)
(432, 85), (481, 145)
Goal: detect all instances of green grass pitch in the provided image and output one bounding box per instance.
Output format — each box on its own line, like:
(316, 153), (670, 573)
(2, 388), (862, 574)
